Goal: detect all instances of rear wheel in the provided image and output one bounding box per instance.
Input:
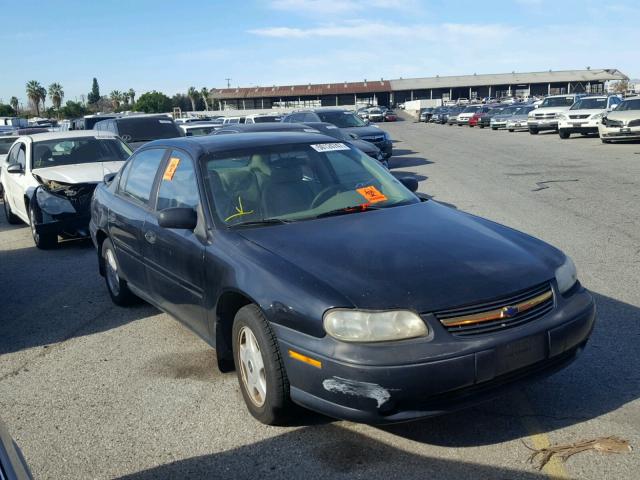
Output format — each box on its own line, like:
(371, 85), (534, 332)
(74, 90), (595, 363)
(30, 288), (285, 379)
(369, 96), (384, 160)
(559, 130), (570, 139)
(102, 238), (138, 306)
(2, 193), (21, 224)
(29, 206), (57, 249)
(232, 304), (293, 425)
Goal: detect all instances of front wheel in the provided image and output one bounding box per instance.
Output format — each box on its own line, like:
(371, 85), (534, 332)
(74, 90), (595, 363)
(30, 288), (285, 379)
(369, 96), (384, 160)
(559, 130), (570, 139)
(508, 129), (514, 132)
(232, 304), (293, 425)
(601, 138), (611, 144)
(529, 128), (539, 135)
(491, 127), (498, 131)
(30, 206), (57, 249)
(102, 238), (138, 306)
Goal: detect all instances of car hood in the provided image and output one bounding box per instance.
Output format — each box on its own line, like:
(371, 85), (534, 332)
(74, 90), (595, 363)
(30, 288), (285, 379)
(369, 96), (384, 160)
(566, 108), (605, 116)
(238, 201), (562, 312)
(607, 110), (640, 121)
(509, 114), (529, 121)
(31, 161), (125, 184)
(534, 106), (572, 114)
(341, 125), (386, 138)
(350, 139), (379, 154)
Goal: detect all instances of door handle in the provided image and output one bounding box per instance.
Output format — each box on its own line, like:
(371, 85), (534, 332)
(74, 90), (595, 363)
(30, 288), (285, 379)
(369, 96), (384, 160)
(144, 231), (157, 244)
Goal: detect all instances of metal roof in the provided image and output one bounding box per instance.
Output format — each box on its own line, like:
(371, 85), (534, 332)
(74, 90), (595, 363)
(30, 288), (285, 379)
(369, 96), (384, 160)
(211, 80), (391, 100)
(389, 69), (628, 91)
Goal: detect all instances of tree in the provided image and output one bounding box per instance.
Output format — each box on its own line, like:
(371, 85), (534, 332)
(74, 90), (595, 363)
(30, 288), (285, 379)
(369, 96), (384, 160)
(187, 86), (199, 111)
(38, 86), (47, 112)
(88, 77), (100, 104)
(612, 80), (629, 94)
(128, 88), (136, 105)
(134, 91), (172, 113)
(59, 100), (87, 119)
(122, 92), (130, 106)
(10, 96), (19, 113)
(200, 87), (210, 111)
(110, 90), (123, 109)
(0, 104), (15, 116)
(48, 83), (64, 111)
(26, 80), (43, 115)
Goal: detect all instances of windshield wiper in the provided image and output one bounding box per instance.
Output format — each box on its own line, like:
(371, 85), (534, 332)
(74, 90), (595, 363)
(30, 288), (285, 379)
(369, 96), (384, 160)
(314, 204), (382, 219)
(231, 218), (293, 228)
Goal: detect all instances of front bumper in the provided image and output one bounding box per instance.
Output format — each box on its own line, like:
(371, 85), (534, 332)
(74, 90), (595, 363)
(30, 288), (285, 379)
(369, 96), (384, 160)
(528, 119), (558, 131)
(373, 140), (393, 158)
(35, 212), (91, 237)
(559, 119), (600, 134)
(506, 121), (529, 130)
(275, 285), (595, 424)
(598, 124), (640, 141)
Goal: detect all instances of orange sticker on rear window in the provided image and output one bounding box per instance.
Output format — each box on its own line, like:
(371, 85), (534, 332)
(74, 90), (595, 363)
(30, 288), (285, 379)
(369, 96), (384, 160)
(356, 185), (387, 203)
(163, 157), (180, 181)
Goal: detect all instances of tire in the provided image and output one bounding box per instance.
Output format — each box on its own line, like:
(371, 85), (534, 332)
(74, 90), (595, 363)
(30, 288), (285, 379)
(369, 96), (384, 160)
(601, 139), (611, 144)
(491, 127), (498, 131)
(479, 125), (485, 129)
(2, 193), (21, 225)
(232, 304), (293, 425)
(529, 128), (539, 135)
(559, 130), (570, 139)
(101, 238), (138, 306)
(508, 129), (514, 132)
(29, 205), (57, 249)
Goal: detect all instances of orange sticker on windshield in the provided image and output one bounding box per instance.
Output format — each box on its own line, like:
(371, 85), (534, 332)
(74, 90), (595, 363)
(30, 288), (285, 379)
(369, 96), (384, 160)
(163, 157), (180, 181)
(356, 185), (387, 204)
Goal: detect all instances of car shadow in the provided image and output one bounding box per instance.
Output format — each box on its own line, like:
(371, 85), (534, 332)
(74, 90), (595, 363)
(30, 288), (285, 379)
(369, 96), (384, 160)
(391, 170), (428, 182)
(380, 291), (639, 447)
(115, 423), (548, 480)
(391, 148), (418, 156)
(390, 156), (433, 169)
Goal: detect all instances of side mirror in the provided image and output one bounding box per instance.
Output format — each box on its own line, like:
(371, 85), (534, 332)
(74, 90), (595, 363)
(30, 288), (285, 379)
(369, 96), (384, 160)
(7, 164), (23, 174)
(349, 132), (359, 139)
(611, 104), (618, 110)
(158, 207), (198, 230)
(103, 172), (117, 184)
(399, 176), (419, 192)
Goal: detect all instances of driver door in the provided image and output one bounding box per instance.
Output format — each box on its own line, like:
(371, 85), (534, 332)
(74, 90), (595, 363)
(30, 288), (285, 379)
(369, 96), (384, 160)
(3, 142), (30, 221)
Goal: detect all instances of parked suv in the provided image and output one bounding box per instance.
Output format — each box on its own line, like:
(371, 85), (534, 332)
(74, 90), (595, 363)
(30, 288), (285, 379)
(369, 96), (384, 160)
(527, 94), (583, 134)
(557, 95), (622, 139)
(95, 115), (183, 150)
(283, 108), (392, 158)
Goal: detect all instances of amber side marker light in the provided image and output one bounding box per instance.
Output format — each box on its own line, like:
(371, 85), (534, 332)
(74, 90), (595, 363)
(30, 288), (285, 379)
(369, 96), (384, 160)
(288, 350), (322, 369)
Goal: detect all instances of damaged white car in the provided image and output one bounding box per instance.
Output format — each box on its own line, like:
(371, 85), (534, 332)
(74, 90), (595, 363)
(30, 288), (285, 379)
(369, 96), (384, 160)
(0, 131), (131, 249)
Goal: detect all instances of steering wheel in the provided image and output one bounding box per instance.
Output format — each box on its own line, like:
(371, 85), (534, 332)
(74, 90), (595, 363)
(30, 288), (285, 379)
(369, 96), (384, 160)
(311, 185), (346, 209)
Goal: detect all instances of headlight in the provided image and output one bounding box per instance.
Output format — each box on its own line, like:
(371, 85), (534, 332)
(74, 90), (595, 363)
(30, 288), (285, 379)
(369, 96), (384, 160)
(591, 112), (604, 120)
(555, 256), (578, 294)
(557, 113), (568, 121)
(323, 309), (428, 342)
(36, 188), (76, 215)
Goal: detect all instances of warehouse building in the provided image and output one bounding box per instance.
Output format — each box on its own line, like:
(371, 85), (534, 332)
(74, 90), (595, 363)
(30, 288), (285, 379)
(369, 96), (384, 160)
(210, 68), (628, 110)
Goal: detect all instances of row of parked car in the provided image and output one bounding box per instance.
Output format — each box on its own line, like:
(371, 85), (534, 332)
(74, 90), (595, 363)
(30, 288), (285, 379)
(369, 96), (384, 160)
(356, 105), (398, 122)
(419, 94), (640, 143)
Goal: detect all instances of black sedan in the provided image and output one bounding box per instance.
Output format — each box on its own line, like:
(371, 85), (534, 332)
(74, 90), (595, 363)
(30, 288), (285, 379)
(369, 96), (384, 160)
(90, 133), (595, 425)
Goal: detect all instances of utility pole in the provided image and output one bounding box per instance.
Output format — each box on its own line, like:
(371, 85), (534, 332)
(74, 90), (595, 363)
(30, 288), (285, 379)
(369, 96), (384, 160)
(225, 78), (231, 88)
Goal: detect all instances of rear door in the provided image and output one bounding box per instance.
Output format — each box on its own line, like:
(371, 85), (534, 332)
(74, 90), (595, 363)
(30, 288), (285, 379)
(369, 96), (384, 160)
(109, 147), (167, 292)
(142, 149), (208, 338)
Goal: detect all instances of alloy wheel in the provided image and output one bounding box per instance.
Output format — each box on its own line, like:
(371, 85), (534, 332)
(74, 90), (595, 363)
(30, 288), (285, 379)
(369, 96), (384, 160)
(238, 326), (267, 407)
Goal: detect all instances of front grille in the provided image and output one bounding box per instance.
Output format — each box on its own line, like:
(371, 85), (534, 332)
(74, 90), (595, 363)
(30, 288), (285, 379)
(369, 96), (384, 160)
(434, 282), (554, 337)
(569, 114), (589, 119)
(628, 119), (640, 128)
(361, 135), (385, 143)
(535, 113), (556, 119)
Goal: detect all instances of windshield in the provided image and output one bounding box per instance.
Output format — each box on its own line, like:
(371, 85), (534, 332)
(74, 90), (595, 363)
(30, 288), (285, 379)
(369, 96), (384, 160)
(316, 111), (366, 128)
(311, 125), (350, 141)
(32, 137), (132, 169)
(204, 142), (418, 225)
(540, 96), (575, 108)
(462, 106), (480, 113)
(571, 98), (608, 110)
(253, 116), (281, 123)
(0, 137), (17, 155)
(616, 99), (640, 111)
(515, 106), (535, 115)
(85, 116), (117, 130)
(118, 118), (182, 142)
(185, 126), (216, 136)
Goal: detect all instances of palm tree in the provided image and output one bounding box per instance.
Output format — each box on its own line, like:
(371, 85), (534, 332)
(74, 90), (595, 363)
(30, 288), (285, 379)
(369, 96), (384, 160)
(200, 87), (210, 111)
(128, 88), (136, 105)
(38, 86), (47, 112)
(48, 83), (64, 111)
(187, 87), (199, 111)
(26, 80), (43, 115)
(10, 96), (19, 113)
(110, 90), (124, 110)
(122, 92), (130, 106)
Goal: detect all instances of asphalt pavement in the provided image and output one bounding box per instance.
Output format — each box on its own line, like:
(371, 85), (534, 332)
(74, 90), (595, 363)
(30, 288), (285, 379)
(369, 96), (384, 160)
(0, 118), (638, 479)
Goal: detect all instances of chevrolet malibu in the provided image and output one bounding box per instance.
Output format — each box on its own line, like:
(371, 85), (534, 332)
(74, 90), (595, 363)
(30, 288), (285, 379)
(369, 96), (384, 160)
(90, 133), (595, 425)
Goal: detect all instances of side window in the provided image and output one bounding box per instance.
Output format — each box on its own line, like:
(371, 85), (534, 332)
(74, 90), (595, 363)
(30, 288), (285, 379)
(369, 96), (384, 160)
(6, 143), (21, 165)
(155, 150), (200, 211)
(16, 145), (27, 169)
(122, 148), (166, 204)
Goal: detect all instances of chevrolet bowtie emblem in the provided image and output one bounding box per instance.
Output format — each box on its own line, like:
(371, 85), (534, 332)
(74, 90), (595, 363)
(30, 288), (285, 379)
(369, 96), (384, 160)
(500, 306), (519, 318)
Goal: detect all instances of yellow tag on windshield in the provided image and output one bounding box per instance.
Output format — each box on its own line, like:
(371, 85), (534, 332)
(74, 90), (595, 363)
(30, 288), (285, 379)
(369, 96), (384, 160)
(163, 157), (180, 181)
(357, 185), (387, 204)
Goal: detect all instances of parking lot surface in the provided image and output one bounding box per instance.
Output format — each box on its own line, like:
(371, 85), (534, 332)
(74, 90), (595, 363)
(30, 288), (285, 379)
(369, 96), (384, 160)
(1, 119), (639, 479)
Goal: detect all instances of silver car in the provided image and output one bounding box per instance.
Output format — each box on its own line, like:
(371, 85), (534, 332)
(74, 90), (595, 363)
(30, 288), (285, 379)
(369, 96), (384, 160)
(490, 106), (524, 130)
(507, 106), (536, 132)
(0, 418), (32, 480)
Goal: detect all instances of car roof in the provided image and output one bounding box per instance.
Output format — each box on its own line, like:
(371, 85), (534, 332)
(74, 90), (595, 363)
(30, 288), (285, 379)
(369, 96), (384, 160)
(17, 130), (118, 143)
(217, 123), (314, 133)
(114, 114), (173, 124)
(143, 131), (340, 157)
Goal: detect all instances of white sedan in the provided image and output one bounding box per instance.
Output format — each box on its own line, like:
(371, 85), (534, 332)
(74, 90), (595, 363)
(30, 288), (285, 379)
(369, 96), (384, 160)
(598, 97), (640, 143)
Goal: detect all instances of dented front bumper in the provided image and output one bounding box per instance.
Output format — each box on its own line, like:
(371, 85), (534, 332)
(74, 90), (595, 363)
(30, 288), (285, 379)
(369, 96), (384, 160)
(273, 286), (595, 424)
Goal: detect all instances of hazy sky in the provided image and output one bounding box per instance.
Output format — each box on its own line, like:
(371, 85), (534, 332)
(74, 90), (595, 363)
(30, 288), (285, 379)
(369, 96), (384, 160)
(1, 0), (638, 106)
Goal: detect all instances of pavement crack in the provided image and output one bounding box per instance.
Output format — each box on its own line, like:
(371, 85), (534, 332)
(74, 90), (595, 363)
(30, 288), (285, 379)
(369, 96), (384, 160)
(532, 179), (579, 192)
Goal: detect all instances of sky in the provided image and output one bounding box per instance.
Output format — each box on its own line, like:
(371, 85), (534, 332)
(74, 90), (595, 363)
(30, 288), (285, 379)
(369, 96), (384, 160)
(1, 0), (638, 107)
